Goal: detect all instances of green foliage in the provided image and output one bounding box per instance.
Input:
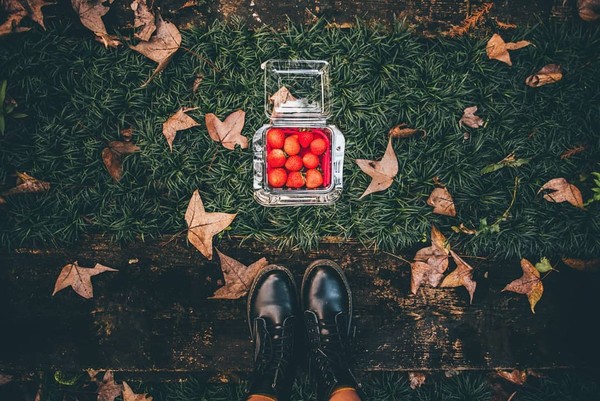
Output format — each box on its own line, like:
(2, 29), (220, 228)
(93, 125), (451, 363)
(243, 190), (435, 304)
(0, 79), (28, 135)
(584, 172), (600, 206)
(0, 20), (599, 258)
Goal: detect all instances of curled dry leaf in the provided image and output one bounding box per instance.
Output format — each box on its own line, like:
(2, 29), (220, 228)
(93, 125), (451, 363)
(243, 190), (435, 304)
(441, 250), (477, 304)
(459, 106), (484, 129)
(205, 110), (247, 150)
(562, 257), (600, 272)
(210, 249), (269, 299)
(102, 140), (141, 181)
(185, 190), (237, 260)
(408, 372), (427, 389)
(52, 262), (118, 299)
(486, 33), (531, 66)
(388, 123), (425, 139)
(496, 369), (527, 385)
(97, 370), (122, 401)
(162, 107), (199, 151)
(130, 15), (181, 87)
(1, 171), (50, 198)
(192, 74), (203, 93)
(71, 0), (121, 48)
(502, 259), (544, 314)
(495, 19), (517, 29)
(427, 187), (456, 217)
(356, 138), (398, 199)
(538, 178), (583, 208)
(525, 64), (563, 88)
(0, 0), (52, 36)
(578, 0), (600, 21)
(560, 145), (587, 159)
(451, 223), (477, 235)
(411, 226), (450, 294)
(270, 86), (297, 109)
(131, 0), (156, 41)
(123, 381), (153, 401)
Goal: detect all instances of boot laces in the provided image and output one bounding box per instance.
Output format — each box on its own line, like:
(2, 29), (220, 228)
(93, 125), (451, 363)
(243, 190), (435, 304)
(256, 323), (293, 389)
(307, 319), (351, 388)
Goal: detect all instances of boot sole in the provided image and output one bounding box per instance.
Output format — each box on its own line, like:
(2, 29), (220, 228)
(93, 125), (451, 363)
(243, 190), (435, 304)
(246, 264), (298, 337)
(300, 259), (353, 330)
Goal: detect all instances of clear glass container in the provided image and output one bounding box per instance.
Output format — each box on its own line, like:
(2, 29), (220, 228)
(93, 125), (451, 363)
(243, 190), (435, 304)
(253, 60), (345, 206)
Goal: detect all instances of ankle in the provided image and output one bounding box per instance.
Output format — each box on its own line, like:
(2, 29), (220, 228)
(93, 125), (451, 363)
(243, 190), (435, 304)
(247, 394), (278, 401)
(329, 387), (361, 401)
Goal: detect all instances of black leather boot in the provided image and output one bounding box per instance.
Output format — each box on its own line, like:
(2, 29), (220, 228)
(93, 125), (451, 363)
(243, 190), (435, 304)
(301, 259), (360, 401)
(247, 265), (299, 401)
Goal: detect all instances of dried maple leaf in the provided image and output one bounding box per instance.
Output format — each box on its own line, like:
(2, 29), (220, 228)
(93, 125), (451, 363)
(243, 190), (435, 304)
(411, 226), (450, 294)
(0, 0), (51, 36)
(356, 138), (398, 199)
(210, 249), (269, 299)
(560, 145), (587, 159)
(102, 139), (141, 181)
(459, 105), (484, 129)
(388, 123), (425, 139)
(52, 261), (117, 299)
(525, 64), (563, 87)
(578, 0), (600, 21)
(97, 371), (122, 401)
(205, 110), (247, 150)
(408, 372), (427, 389)
(486, 33), (531, 66)
(122, 381), (153, 401)
(185, 190), (237, 260)
(270, 86), (297, 109)
(427, 187), (456, 217)
(502, 258), (544, 314)
(496, 369), (527, 385)
(130, 0), (155, 41)
(130, 15), (181, 86)
(562, 257), (600, 272)
(162, 107), (199, 151)
(538, 178), (583, 208)
(441, 250), (477, 304)
(71, 0), (120, 48)
(1, 171), (50, 197)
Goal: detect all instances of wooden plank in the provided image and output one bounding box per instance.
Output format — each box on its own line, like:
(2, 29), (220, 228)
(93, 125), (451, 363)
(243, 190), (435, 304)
(0, 236), (598, 375)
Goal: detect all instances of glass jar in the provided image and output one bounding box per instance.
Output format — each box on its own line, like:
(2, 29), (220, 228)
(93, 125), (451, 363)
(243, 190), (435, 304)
(253, 60), (345, 206)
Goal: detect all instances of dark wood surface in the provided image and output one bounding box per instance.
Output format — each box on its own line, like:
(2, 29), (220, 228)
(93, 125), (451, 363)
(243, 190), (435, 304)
(1, 236), (599, 376)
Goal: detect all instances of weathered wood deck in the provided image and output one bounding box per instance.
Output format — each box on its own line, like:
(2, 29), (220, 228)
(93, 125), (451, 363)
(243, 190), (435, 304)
(1, 237), (598, 376)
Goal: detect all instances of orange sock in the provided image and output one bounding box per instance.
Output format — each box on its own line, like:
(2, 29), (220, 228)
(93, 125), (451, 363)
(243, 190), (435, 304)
(329, 386), (361, 401)
(247, 395), (277, 401)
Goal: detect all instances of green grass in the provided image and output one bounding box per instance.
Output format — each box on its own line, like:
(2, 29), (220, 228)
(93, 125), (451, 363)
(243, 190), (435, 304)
(3, 371), (597, 401)
(0, 19), (599, 258)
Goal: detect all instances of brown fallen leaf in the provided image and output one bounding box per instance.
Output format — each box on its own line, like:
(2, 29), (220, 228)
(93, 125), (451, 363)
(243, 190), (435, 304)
(486, 33), (531, 66)
(102, 139), (141, 181)
(560, 145), (587, 159)
(441, 250), (477, 304)
(388, 123), (425, 139)
(427, 187), (456, 217)
(459, 105), (484, 129)
(71, 0), (121, 48)
(578, 0), (600, 21)
(185, 190), (237, 260)
(270, 86), (297, 109)
(538, 178), (583, 208)
(495, 19), (517, 29)
(408, 372), (427, 389)
(122, 381), (153, 401)
(496, 369), (527, 385)
(162, 107), (200, 151)
(97, 371), (122, 401)
(562, 257), (600, 272)
(502, 259), (544, 314)
(192, 74), (203, 93)
(411, 226), (450, 294)
(525, 64), (563, 88)
(130, 0), (155, 41)
(53, 261), (117, 299)
(443, 2), (493, 37)
(1, 171), (50, 198)
(451, 223), (478, 235)
(0, 0), (51, 36)
(205, 110), (247, 150)
(355, 138), (398, 199)
(210, 249), (269, 299)
(129, 15), (181, 86)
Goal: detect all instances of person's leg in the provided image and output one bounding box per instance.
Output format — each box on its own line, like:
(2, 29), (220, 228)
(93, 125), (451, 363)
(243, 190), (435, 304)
(301, 259), (361, 401)
(246, 265), (299, 401)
